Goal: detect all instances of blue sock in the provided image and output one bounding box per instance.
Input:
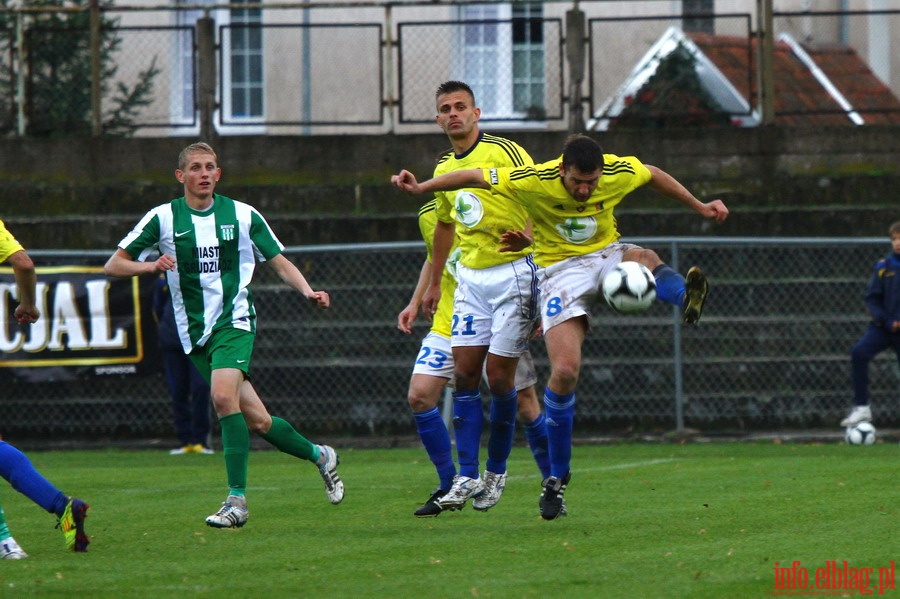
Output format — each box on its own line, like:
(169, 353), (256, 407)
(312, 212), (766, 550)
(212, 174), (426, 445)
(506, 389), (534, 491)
(485, 389), (517, 475)
(413, 407), (456, 490)
(452, 389), (484, 479)
(652, 264), (686, 307)
(543, 388), (575, 479)
(525, 412), (551, 480)
(0, 442), (68, 516)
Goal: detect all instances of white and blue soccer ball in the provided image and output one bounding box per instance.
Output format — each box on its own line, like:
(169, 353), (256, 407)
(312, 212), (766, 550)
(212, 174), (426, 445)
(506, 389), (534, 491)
(845, 421), (876, 446)
(601, 261), (657, 314)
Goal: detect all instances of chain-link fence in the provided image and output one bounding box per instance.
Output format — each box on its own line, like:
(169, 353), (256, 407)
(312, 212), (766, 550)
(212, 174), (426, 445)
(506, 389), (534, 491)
(3, 237), (897, 445)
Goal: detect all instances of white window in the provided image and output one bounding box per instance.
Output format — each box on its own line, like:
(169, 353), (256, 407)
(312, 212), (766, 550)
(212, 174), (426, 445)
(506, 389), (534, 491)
(221, 1), (263, 122)
(172, 0), (206, 125)
(457, 3), (545, 121)
(172, 0), (263, 134)
(512, 3), (545, 119)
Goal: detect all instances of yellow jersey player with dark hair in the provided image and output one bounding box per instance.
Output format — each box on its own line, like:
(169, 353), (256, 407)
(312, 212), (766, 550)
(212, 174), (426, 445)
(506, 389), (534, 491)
(392, 134), (729, 519)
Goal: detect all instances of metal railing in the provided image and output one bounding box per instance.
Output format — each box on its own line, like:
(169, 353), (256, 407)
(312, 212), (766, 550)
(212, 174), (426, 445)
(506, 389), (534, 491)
(0, 1), (897, 137)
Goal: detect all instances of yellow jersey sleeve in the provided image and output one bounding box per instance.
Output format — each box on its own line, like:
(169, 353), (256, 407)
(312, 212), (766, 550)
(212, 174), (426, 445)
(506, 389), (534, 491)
(0, 219), (25, 263)
(484, 154), (651, 267)
(432, 133), (534, 270)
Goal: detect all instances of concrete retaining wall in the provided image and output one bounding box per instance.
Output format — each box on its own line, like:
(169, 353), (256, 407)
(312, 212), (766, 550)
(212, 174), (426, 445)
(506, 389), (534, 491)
(2, 126), (897, 249)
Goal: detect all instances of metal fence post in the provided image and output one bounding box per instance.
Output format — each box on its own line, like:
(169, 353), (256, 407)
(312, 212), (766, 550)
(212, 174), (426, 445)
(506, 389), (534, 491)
(301, 5), (312, 134)
(197, 15), (216, 141)
(383, 3), (395, 134)
(756, 0), (775, 125)
(90, 0), (102, 136)
(565, 6), (586, 133)
(15, 11), (26, 136)
(671, 240), (685, 433)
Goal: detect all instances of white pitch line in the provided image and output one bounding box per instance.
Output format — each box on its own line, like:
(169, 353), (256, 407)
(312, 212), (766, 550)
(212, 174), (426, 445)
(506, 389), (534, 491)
(509, 457), (680, 481)
(592, 457), (681, 472)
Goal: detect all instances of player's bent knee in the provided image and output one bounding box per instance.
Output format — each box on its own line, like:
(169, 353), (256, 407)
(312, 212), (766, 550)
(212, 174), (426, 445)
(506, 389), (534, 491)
(407, 376), (444, 412)
(550, 363), (580, 391)
(246, 416), (273, 435)
(624, 247), (662, 269)
(516, 401), (540, 423)
(407, 393), (440, 413)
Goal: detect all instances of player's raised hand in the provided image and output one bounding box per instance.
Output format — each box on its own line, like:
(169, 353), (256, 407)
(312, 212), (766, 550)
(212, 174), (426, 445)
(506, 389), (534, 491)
(499, 230), (533, 253)
(397, 303), (418, 334)
(702, 199), (729, 223)
(421, 283), (440, 322)
(14, 304), (39, 325)
(308, 290), (330, 309)
(154, 253), (176, 272)
(391, 170), (421, 194)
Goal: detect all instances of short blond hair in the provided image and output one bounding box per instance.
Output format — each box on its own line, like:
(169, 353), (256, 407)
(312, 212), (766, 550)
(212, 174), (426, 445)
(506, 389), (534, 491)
(178, 142), (218, 170)
(890, 221), (900, 236)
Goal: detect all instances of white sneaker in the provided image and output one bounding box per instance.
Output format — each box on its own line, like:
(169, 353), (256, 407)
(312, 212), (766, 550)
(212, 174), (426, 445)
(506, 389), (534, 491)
(840, 405), (872, 427)
(473, 471), (507, 511)
(438, 475), (485, 509)
(205, 495), (248, 528)
(317, 445), (344, 505)
(0, 538), (27, 559)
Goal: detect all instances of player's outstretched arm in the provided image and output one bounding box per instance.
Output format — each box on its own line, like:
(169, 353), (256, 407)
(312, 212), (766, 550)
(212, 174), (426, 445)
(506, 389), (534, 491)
(645, 165), (729, 223)
(391, 168), (489, 195)
(267, 253), (330, 308)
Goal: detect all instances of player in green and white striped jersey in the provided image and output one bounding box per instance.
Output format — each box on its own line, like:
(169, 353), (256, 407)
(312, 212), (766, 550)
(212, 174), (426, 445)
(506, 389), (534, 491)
(105, 142), (344, 529)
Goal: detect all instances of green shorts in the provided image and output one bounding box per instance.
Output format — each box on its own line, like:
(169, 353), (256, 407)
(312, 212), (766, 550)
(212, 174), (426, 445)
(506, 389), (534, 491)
(189, 328), (254, 383)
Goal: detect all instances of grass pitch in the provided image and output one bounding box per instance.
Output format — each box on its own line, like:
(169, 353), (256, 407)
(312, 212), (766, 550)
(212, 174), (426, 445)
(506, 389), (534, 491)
(0, 441), (895, 598)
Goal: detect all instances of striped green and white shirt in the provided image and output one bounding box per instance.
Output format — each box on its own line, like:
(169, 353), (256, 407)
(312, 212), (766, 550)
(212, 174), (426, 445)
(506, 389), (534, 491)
(118, 194), (283, 353)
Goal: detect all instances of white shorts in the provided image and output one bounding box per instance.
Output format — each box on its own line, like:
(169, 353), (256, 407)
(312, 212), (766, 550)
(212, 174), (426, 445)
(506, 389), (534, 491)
(452, 256), (538, 358)
(411, 331), (454, 379)
(509, 349), (539, 390)
(411, 332), (538, 391)
(538, 242), (640, 332)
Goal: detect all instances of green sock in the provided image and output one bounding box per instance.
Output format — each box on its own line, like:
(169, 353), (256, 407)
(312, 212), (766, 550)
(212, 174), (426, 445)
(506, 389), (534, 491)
(0, 505), (10, 541)
(260, 417), (319, 462)
(220, 413), (250, 495)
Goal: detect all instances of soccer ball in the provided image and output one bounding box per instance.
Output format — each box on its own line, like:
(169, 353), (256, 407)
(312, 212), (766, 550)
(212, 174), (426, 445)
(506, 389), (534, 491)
(845, 421), (876, 446)
(601, 261), (657, 314)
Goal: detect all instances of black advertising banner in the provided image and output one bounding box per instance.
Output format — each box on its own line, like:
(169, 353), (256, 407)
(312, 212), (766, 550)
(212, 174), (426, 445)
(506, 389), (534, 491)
(0, 259), (160, 381)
